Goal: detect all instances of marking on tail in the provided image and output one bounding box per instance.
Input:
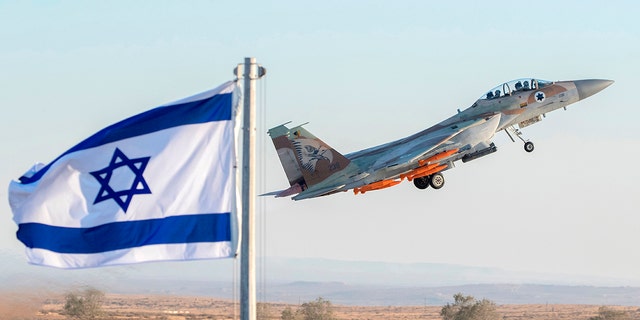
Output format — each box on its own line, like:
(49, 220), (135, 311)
(267, 122), (352, 198)
(292, 138), (334, 172)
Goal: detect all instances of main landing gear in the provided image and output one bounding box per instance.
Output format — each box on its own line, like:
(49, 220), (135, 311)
(505, 126), (535, 153)
(413, 172), (445, 190)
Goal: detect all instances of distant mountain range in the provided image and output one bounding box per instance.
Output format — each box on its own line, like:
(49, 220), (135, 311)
(101, 279), (640, 306)
(262, 257), (640, 287)
(3, 254), (639, 306)
(262, 282), (640, 306)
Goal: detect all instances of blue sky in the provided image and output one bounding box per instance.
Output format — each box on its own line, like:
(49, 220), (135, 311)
(1, 0), (639, 288)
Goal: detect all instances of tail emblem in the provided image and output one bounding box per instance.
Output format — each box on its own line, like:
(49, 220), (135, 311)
(293, 138), (334, 172)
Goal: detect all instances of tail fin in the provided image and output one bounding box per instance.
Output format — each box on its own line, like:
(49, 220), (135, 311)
(268, 123), (350, 194)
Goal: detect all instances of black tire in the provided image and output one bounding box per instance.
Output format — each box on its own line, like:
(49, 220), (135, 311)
(413, 176), (430, 190)
(430, 173), (445, 189)
(524, 141), (535, 153)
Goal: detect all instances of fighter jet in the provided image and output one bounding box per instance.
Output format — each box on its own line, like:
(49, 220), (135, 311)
(267, 78), (613, 200)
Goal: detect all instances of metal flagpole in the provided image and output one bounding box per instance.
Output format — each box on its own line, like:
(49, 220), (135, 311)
(236, 57), (266, 320)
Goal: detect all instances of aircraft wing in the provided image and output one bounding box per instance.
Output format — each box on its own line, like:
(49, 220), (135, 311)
(362, 116), (492, 171)
(290, 115), (498, 200)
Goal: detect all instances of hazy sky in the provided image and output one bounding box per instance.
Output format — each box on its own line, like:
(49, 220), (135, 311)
(1, 1), (639, 288)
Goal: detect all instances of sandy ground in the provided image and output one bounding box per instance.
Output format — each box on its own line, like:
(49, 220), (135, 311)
(2, 293), (639, 319)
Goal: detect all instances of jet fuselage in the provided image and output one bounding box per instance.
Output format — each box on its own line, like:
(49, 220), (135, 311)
(267, 78), (613, 200)
(449, 79), (613, 133)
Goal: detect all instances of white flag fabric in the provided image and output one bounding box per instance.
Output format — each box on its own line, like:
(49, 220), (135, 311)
(8, 81), (239, 268)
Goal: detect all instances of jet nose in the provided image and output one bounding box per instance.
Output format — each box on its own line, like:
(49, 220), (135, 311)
(574, 79), (614, 100)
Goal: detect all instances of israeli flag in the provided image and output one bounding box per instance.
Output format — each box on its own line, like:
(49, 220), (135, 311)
(8, 81), (240, 268)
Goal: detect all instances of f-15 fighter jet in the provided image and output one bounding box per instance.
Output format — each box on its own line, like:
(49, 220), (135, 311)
(267, 78), (613, 200)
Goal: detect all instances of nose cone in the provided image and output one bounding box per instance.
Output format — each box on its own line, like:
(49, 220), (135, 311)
(575, 79), (614, 100)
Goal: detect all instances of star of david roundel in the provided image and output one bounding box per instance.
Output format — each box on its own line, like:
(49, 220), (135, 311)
(534, 91), (546, 103)
(89, 148), (152, 212)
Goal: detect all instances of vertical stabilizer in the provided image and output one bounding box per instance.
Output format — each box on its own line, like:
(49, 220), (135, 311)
(268, 124), (350, 195)
(268, 124), (306, 188)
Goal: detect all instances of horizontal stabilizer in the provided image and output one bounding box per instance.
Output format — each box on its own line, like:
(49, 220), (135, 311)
(259, 183), (304, 198)
(292, 184), (347, 201)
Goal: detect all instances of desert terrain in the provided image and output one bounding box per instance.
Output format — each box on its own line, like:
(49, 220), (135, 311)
(3, 293), (640, 320)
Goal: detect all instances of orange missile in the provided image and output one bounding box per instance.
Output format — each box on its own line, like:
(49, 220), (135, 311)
(408, 164), (447, 181)
(400, 163), (439, 181)
(353, 179), (402, 195)
(418, 148), (459, 166)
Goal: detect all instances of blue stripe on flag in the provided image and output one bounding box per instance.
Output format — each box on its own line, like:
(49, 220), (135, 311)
(19, 89), (233, 184)
(16, 213), (231, 254)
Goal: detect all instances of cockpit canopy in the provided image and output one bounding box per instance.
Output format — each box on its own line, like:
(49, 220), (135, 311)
(480, 78), (553, 100)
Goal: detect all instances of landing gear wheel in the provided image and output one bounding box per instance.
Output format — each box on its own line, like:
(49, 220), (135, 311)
(413, 176), (430, 190)
(429, 173), (445, 189)
(524, 141), (535, 153)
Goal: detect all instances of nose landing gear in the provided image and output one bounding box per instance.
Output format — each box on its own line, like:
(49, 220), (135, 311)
(505, 126), (535, 153)
(524, 141), (535, 153)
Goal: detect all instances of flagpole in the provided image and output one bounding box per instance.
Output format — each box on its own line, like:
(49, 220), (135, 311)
(236, 57), (265, 320)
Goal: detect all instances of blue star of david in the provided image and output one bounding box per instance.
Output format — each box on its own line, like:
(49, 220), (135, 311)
(90, 148), (152, 212)
(536, 92), (545, 101)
